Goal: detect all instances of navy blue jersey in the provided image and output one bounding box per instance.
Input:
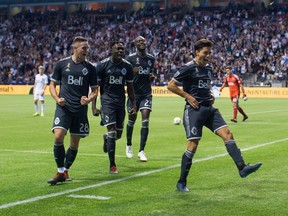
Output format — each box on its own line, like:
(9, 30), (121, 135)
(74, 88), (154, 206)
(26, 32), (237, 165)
(125, 53), (155, 97)
(172, 60), (213, 106)
(96, 57), (134, 107)
(51, 57), (98, 112)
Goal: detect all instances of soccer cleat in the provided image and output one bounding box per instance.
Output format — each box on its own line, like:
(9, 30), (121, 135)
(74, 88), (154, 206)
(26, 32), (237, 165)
(110, 165), (119, 174)
(243, 116), (248, 122)
(41, 112), (44, 117)
(103, 134), (108, 153)
(176, 182), (189, 192)
(239, 162), (262, 178)
(230, 119), (237, 123)
(33, 112), (40, 116)
(64, 170), (72, 181)
(137, 150), (147, 162)
(47, 172), (66, 185)
(126, 145), (133, 158)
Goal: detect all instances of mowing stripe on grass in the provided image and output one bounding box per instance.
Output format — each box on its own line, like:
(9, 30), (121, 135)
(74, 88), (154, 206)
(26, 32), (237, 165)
(0, 138), (287, 209)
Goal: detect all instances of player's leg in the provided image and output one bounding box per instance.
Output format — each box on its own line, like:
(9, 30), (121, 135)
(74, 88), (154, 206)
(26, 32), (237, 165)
(33, 94), (39, 116)
(107, 125), (118, 174)
(48, 128), (67, 185)
(237, 103), (248, 121)
(48, 107), (71, 185)
(177, 105), (205, 192)
(230, 97), (238, 123)
(137, 96), (152, 162)
(137, 109), (151, 162)
(212, 109), (262, 178)
(64, 111), (89, 179)
(126, 99), (137, 158)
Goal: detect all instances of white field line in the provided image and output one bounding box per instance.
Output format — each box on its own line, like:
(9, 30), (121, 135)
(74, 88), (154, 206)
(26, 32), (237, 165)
(67, 194), (110, 200)
(221, 108), (288, 117)
(0, 138), (287, 210)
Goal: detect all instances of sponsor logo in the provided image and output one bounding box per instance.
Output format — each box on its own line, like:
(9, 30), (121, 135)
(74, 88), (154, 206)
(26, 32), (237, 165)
(191, 127), (197, 135)
(198, 80), (210, 89)
(138, 66), (150, 75)
(109, 76), (123, 85)
(68, 75), (83, 86)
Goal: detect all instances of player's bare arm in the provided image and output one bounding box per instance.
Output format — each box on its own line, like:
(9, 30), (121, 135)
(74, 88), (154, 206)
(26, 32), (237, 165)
(91, 86), (100, 116)
(80, 86), (98, 106)
(49, 81), (65, 106)
(127, 82), (137, 115)
(167, 79), (199, 109)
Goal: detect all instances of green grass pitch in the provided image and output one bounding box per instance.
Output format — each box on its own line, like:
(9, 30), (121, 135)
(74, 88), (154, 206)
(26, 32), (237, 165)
(0, 95), (287, 215)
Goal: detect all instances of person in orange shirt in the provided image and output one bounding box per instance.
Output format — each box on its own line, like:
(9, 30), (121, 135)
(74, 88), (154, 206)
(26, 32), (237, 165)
(219, 66), (248, 123)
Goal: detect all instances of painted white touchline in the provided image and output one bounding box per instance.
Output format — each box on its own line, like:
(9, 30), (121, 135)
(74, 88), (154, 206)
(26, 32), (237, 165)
(68, 194), (110, 200)
(0, 138), (286, 210)
(222, 108), (288, 117)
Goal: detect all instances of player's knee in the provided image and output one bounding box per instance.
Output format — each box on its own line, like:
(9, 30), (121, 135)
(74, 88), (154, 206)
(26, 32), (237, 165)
(142, 119), (149, 128)
(127, 120), (135, 127)
(107, 131), (117, 139)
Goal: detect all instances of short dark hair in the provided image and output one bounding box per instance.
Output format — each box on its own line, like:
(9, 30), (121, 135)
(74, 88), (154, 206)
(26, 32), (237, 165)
(194, 39), (213, 51)
(225, 66), (232, 70)
(110, 40), (124, 48)
(73, 36), (88, 45)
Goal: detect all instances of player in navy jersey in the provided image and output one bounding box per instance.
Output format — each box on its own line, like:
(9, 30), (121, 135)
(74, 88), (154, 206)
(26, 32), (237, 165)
(92, 40), (136, 174)
(167, 39), (262, 192)
(48, 36), (98, 185)
(125, 36), (156, 161)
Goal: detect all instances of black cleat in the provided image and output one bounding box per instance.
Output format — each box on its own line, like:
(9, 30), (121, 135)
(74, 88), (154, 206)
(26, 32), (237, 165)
(239, 162), (262, 178)
(230, 119), (237, 123)
(176, 182), (189, 192)
(243, 116), (248, 122)
(103, 134), (108, 153)
(48, 172), (66, 185)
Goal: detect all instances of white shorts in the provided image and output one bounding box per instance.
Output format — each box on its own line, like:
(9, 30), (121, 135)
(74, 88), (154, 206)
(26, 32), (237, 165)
(34, 93), (45, 101)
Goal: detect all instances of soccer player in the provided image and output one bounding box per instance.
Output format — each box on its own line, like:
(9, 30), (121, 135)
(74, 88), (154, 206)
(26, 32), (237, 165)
(92, 40), (136, 174)
(48, 36), (98, 185)
(33, 65), (48, 117)
(219, 66), (248, 123)
(167, 39), (262, 192)
(125, 36), (156, 161)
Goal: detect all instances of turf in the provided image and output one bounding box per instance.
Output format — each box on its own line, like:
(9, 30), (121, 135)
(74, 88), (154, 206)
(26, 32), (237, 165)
(0, 95), (287, 215)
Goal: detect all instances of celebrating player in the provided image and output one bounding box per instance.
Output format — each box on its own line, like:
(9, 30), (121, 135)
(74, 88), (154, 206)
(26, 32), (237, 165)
(48, 36), (98, 185)
(167, 39), (262, 192)
(92, 40), (136, 174)
(125, 36), (156, 161)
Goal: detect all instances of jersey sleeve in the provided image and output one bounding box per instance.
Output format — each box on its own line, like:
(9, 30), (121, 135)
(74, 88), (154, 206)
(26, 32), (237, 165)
(89, 64), (98, 88)
(126, 64), (134, 83)
(51, 62), (62, 83)
(172, 64), (191, 84)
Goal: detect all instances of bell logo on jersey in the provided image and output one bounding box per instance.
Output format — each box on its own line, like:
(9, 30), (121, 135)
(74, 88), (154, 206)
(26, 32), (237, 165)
(138, 66), (150, 75)
(109, 76), (123, 85)
(68, 75), (83, 86)
(198, 80), (210, 89)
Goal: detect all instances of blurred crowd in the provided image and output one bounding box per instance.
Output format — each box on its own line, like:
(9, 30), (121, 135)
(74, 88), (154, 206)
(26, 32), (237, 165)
(0, 2), (287, 86)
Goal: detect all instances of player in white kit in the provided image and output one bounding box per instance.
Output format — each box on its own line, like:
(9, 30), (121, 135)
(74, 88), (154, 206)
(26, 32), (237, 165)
(33, 65), (48, 116)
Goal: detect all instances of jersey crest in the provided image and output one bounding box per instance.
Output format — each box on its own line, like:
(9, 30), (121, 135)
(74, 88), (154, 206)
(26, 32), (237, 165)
(82, 68), (88, 76)
(121, 68), (127, 75)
